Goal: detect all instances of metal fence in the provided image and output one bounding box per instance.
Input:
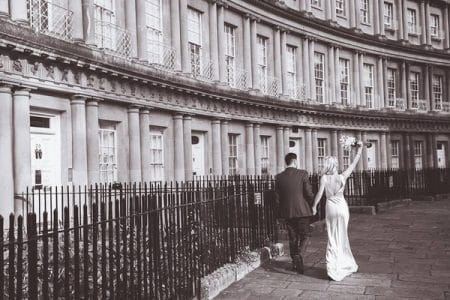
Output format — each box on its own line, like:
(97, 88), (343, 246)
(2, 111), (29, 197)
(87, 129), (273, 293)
(3, 177), (277, 299)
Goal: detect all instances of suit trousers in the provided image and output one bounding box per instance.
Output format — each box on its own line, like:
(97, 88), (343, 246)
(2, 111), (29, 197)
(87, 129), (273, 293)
(286, 217), (311, 261)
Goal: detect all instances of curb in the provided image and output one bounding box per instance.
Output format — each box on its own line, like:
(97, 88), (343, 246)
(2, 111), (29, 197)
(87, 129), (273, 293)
(200, 244), (284, 300)
(412, 195), (435, 201)
(376, 198), (412, 213)
(435, 193), (450, 201)
(349, 205), (376, 215)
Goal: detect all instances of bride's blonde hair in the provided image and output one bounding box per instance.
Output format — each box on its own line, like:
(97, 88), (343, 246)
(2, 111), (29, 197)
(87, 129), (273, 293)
(321, 156), (338, 175)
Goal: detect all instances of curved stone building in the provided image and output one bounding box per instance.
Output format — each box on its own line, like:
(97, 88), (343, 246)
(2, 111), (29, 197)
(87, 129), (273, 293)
(0, 0), (449, 215)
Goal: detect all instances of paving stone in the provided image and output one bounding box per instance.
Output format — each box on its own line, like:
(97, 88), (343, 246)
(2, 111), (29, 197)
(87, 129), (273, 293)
(287, 281), (329, 291)
(270, 288), (303, 297)
(326, 284), (366, 294)
(365, 286), (445, 299)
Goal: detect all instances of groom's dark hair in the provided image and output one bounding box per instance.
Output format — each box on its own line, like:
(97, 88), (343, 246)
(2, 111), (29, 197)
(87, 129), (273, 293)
(285, 153), (297, 165)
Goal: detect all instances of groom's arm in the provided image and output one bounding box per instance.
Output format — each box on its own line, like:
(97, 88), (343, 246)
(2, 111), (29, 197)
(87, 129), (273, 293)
(302, 171), (314, 204)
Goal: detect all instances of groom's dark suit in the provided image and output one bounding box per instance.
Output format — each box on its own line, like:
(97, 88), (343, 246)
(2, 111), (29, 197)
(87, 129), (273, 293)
(275, 167), (314, 272)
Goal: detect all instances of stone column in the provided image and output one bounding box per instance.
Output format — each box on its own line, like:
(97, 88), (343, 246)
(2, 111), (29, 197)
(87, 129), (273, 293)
(305, 0), (311, 12)
(379, 0), (385, 36)
(302, 37), (310, 99)
(383, 57), (389, 107)
(312, 129), (319, 173)
(331, 0), (337, 22)
(246, 123), (255, 175)
(254, 124), (261, 176)
(173, 114), (185, 181)
(273, 27), (282, 93)
(402, 0), (409, 39)
(0, 86), (14, 216)
(350, 0), (357, 28)
(13, 89), (32, 214)
(403, 133), (411, 169)
(425, 1), (431, 46)
(170, 0), (182, 71)
(355, 0), (361, 30)
(128, 106), (142, 182)
(69, 0), (84, 42)
(281, 30), (288, 96)
(362, 132), (368, 170)
(251, 18), (259, 90)
(125, 0), (138, 57)
(353, 51), (360, 106)
(296, 39), (304, 98)
(243, 15), (252, 88)
(283, 127), (290, 156)
(359, 52), (365, 106)
(0, 0), (8, 16)
(209, 2), (219, 81)
(426, 133), (434, 168)
(139, 109), (151, 182)
(445, 5), (450, 50)
(401, 60), (408, 107)
(356, 132), (364, 171)
(328, 45), (335, 104)
(179, 0), (190, 73)
(82, 0), (96, 45)
(276, 126), (284, 173)
(380, 132), (388, 169)
(309, 39), (316, 101)
(335, 47), (341, 104)
(305, 128), (313, 173)
(136, 0), (147, 61)
(10, 0), (28, 24)
(212, 120), (222, 175)
(86, 99), (100, 184)
(299, 0), (306, 11)
(377, 56), (384, 109)
(183, 115), (192, 180)
(221, 120), (229, 175)
(397, 0), (405, 40)
(337, 131), (344, 171)
(325, 0), (332, 21)
(425, 65), (432, 111)
(386, 132), (392, 169)
(217, 4), (226, 82)
(330, 129), (338, 157)
(373, 0), (380, 35)
(71, 95), (88, 185)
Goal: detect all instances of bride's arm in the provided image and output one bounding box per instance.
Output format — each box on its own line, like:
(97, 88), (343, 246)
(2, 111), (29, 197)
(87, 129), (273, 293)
(342, 142), (364, 179)
(312, 176), (326, 215)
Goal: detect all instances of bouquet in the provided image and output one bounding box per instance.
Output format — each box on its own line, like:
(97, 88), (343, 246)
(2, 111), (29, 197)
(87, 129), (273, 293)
(339, 135), (357, 150)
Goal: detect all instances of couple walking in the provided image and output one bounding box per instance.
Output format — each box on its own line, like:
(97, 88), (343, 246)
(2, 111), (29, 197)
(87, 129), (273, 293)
(274, 141), (363, 281)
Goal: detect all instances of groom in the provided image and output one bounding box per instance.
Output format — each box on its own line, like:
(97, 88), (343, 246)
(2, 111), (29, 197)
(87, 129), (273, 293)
(274, 153), (314, 274)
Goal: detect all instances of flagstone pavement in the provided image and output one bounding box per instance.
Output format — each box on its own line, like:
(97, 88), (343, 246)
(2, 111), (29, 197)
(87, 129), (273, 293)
(215, 200), (450, 300)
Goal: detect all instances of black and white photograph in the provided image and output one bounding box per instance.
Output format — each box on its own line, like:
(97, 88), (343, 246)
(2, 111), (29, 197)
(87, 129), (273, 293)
(0, 0), (449, 298)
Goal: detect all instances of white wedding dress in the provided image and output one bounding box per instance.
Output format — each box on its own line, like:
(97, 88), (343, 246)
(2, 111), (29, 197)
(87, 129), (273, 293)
(324, 174), (358, 281)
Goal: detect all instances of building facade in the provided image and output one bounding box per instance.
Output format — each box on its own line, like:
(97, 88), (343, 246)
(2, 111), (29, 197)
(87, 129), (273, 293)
(0, 0), (450, 216)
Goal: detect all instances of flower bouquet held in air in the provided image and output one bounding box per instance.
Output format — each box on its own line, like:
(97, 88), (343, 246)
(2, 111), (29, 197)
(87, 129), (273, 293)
(339, 135), (372, 150)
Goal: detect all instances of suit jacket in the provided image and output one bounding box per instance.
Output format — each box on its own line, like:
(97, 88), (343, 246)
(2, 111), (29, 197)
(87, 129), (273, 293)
(274, 167), (314, 219)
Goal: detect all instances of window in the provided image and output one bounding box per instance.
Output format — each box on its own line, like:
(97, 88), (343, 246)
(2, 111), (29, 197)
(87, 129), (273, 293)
(94, 0), (116, 49)
(336, 0), (345, 16)
(229, 134), (239, 175)
(360, 0), (370, 24)
(387, 68), (396, 107)
(430, 14), (440, 38)
(407, 9), (417, 34)
(261, 136), (270, 175)
(150, 131), (164, 181)
(286, 45), (297, 98)
(343, 148), (350, 170)
(410, 72), (419, 109)
(414, 141), (423, 170)
(99, 125), (117, 183)
(188, 8), (202, 77)
(384, 2), (393, 27)
(339, 58), (349, 104)
(391, 140), (400, 169)
(433, 75), (443, 110)
(145, 0), (163, 63)
(224, 24), (236, 86)
(311, 0), (322, 8)
(363, 63), (374, 108)
(317, 138), (327, 169)
(314, 52), (325, 103)
(257, 35), (268, 93)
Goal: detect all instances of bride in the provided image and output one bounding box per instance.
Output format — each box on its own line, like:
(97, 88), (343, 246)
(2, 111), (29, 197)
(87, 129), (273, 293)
(311, 141), (363, 281)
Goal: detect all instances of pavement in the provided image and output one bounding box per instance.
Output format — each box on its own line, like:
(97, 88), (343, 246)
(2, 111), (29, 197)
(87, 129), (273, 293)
(215, 200), (450, 300)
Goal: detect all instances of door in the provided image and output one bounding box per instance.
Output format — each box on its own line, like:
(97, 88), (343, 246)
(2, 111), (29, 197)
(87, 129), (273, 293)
(437, 142), (447, 168)
(191, 133), (205, 177)
(289, 138), (302, 168)
(367, 141), (377, 169)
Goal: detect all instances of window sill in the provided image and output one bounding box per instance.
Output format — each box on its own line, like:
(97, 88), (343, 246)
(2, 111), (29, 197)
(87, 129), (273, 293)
(408, 32), (420, 37)
(431, 36), (442, 42)
(361, 22), (372, 27)
(337, 14), (347, 20)
(311, 5), (323, 11)
(384, 26), (396, 33)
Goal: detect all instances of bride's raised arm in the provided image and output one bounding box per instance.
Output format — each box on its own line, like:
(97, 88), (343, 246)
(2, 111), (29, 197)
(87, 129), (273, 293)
(342, 142), (364, 180)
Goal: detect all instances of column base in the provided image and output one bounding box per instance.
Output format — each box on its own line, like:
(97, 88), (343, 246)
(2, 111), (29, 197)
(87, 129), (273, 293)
(400, 39), (410, 46)
(375, 34), (387, 41)
(351, 27), (363, 34)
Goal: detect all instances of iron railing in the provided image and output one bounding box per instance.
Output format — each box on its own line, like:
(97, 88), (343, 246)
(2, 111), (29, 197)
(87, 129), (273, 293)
(147, 38), (176, 71)
(411, 99), (428, 112)
(226, 64), (248, 90)
(260, 75), (280, 97)
(442, 102), (450, 112)
(190, 52), (214, 82)
(29, 0), (74, 41)
(94, 21), (132, 58)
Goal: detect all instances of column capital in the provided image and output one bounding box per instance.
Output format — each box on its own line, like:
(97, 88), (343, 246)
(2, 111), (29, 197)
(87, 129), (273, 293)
(221, 119), (230, 125)
(173, 114), (184, 120)
(71, 94), (88, 104)
(245, 122), (254, 128)
(183, 114), (194, 120)
(276, 125), (284, 130)
(212, 119), (221, 125)
(216, 0), (228, 8)
(139, 108), (151, 115)
(311, 128), (318, 133)
(304, 127), (313, 132)
(127, 106), (141, 113)
(253, 123), (261, 128)
(330, 129), (337, 133)
(12, 87), (32, 96)
(0, 85), (13, 94)
(86, 100), (99, 107)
